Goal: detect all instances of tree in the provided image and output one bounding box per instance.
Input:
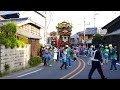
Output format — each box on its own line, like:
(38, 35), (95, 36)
(0, 22), (26, 48)
(0, 22), (17, 38)
(92, 34), (103, 44)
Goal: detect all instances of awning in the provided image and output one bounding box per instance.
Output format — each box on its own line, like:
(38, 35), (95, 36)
(86, 38), (93, 44)
(105, 29), (120, 36)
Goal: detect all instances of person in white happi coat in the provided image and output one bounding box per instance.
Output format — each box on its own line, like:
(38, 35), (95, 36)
(53, 47), (58, 62)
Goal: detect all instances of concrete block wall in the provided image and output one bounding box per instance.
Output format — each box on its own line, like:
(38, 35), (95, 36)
(0, 44), (31, 73)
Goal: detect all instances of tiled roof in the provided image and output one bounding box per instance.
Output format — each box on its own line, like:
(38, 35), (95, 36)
(0, 17), (28, 22)
(78, 28), (97, 35)
(70, 33), (79, 38)
(0, 11), (19, 16)
(0, 17), (41, 39)
(0, 17), (41, 28)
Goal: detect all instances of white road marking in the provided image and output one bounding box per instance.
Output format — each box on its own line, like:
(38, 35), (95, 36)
(116, 63), (120, 65)
(16, 68), (43, 78)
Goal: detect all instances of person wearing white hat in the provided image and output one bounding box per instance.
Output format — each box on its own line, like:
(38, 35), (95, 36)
(109, 44), (112, 47)
(103, 46), (109, 64)
(87, 45), (94, 65)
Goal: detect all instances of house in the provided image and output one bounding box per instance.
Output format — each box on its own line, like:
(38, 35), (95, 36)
(0, 17), (41, 56)
(70, 33), (79, 46)
(0, 11), (46, 45)
(77, 27), (107, 44)
(102, 15), (120, 62)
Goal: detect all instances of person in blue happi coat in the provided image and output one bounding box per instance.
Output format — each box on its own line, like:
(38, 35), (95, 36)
(60, 48), (68, 70)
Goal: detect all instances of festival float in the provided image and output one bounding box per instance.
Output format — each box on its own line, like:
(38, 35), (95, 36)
(56, 21), (73, 48)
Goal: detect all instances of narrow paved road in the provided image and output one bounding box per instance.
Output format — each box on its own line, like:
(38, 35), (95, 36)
(1, 56), (120, 79)
(0, 58), (85, 79)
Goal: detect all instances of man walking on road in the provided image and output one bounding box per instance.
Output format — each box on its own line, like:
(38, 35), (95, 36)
(109, 44), (118, 70)
(88, 44), (107, 79)
(65, 45), (72, 67)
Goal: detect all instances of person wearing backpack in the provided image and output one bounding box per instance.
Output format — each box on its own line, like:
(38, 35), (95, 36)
(88, 44), (107, 79)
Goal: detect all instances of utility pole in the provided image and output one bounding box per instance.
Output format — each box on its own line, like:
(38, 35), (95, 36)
(94, 11), (99, 28)
(84, 17), (85, 43)
(45, 11), (53, 45)
(44, 11), (47, 46)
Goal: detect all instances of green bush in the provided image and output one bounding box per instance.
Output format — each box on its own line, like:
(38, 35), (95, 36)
(4, 64), (10, 71)
(0, 71), (2, 77)
(16, 40), (21, 48)
(18, 35), (28, 44)
(29, 56), (42, 67)
(9, 36), (17, 48)
(2, 38), (11, 48)
(21, 41), (25, 48)
(0, 22), (17, 38)
(0, 22), (26, 49)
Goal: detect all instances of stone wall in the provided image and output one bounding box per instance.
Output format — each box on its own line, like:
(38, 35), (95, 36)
(0, 44), (31, 73)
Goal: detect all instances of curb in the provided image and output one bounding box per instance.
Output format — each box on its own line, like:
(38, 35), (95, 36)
(0, 63), (44, 79)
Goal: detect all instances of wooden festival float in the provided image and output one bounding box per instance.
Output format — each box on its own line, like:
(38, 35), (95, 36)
(56, 21), (73, 48)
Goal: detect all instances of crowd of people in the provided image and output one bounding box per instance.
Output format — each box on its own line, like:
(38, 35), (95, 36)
(87, 44), (118, 69)
(39, 43), (119, 79)
(39, 45), (80, 69)
(87, 44), (119, 79)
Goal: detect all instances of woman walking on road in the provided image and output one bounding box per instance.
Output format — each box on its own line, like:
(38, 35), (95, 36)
(43, 47), (49, 66)
(60, 48), (68, 70)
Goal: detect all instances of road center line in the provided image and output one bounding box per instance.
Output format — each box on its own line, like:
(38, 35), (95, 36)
(16, 68), (43, 78)
(68, 59), (86, 79)
(60, 58), (81, 79)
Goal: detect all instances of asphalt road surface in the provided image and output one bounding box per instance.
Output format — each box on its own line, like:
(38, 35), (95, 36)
(1, 56), (120, 79)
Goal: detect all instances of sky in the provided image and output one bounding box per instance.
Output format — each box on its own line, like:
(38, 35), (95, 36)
(47, 11), (120, 35)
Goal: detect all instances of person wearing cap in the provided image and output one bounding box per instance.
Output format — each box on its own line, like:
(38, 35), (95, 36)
(65, 45), (72, 67)
(103, 46), (109, 64)
(87, 45), (94, 65)
(109, 44), (117, 70)
(88, 44), (107, 79)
